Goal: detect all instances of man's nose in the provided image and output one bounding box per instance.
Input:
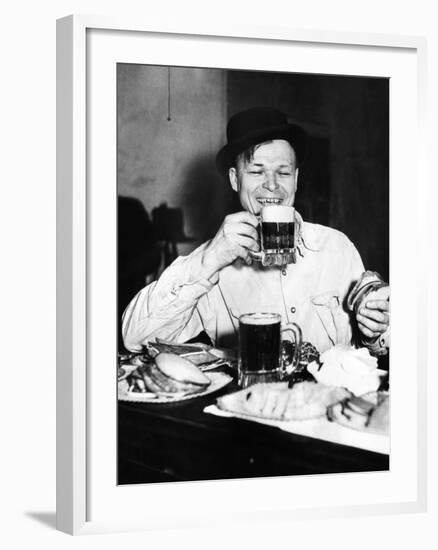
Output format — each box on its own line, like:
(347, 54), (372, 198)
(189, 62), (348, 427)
(262, 172), (279, 191)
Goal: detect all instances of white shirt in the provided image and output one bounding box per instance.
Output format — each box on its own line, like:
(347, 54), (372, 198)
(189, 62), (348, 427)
(122, 213), (368, 354)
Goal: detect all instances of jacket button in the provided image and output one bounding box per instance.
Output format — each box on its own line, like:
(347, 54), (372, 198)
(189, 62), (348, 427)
(290, 306), (296, 313)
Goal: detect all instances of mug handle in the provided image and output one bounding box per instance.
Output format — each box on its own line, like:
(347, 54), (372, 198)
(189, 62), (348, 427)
(280, 322), (302, 376)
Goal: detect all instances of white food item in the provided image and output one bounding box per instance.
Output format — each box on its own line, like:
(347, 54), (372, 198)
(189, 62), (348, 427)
(307, 345), (381, 396)
(217, 381), (351, 421)
(154, 352), (210, 386)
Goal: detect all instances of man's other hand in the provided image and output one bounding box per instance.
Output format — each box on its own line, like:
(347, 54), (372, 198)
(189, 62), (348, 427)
(356, 299), (390, 341)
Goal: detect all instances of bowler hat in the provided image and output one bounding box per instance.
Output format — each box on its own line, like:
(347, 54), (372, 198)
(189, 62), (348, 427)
(216, 107), (307, 176)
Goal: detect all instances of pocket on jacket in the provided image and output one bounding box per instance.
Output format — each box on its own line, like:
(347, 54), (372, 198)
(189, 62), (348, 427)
(311, 290), (342, 346)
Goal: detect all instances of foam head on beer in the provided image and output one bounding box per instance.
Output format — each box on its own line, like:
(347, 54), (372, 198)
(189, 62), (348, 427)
(240, 312), (281, 325)
(261, 205), (295, 222)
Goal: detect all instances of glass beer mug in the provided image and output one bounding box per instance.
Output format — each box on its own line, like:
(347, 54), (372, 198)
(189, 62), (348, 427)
(250, 205), (296, 267)
(238, 312), (302, 388)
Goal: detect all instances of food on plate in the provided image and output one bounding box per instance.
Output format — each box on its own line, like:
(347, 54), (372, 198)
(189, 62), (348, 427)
(307, 344), (381, 396)
(117, 366), (126, 381)
(148, 342), (206, 355)
(129, 352), (211, 397)
(176, 350), (221, 366)
(282, 341), (320, 368)
(146, 341), (235, 367)
(217, 381), (351, 421)
(155, 352), (211, 384)
(119, 353), (150, 369)
(327, 391), (389, 435)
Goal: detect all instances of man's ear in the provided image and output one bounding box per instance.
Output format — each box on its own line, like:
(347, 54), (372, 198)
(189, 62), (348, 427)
(294, 168), (299, 191)
(229, 167), (239, 192)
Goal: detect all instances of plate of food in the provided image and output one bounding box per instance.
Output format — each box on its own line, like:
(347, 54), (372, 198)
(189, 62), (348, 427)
(206, 382), (389, 453)
(118, 351), (233, 403)
(120, 340), (236, 372)
(215, 381), (352, 421)
(148, 339), (236, 370)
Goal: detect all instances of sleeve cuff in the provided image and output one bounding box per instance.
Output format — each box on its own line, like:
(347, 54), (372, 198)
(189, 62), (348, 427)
(169, 271), (218, 297)
(362, 333), (389, 356)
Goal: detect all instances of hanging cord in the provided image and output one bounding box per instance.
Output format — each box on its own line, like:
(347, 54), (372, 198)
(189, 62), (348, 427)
(167, 67), (171, 121)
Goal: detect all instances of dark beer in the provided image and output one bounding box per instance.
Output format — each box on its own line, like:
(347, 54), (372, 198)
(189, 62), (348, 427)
(261, 221), (295, 251)
(239, 313), (281, 373)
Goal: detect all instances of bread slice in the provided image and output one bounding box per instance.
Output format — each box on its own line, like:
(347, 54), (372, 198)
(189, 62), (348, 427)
(217, 381), (351, 421)
(154, 352), (210, 386)
(327, 391), (389, 435)
(135, 364), (196, 395)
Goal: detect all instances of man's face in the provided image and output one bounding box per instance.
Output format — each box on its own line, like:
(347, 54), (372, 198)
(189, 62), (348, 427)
(229, 139), (299, 215)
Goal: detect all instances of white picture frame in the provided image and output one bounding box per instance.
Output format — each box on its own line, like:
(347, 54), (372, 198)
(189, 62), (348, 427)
(56, 14), (427, 535)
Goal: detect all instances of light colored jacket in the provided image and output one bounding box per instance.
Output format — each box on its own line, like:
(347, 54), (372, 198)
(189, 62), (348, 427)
(123, 214), (377, 354)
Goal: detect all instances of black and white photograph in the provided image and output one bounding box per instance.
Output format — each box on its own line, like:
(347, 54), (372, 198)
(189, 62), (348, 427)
(1, 0), (434, 543)
(116, 64), (390, 484)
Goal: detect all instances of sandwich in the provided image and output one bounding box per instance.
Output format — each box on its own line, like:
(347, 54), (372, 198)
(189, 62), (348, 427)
(217, 381), (351, 421)
(131, 352), (211, 397)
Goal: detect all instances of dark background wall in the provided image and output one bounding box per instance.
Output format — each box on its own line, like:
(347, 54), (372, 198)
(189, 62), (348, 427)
(117, 65), (389, 321)
(226, 70), (389, 280)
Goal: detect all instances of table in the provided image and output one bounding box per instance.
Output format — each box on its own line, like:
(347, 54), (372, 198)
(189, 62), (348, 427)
(118, 379), (389, 484)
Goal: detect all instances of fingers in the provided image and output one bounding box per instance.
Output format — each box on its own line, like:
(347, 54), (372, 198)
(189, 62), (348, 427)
(365, 299), (389, 312)
(235, 233), (260, 253)
(356, 313), (386, 333)
(357, 319), (379, 340)
(222, 228), (259, 266)
(226, 211), (259, 227)
(232, 224), (259, 244)
(205, 212), (261, 270)
(357, 310), (389, 339)
(358, 306), (389, 325)
(357, 299), (390, 339)
(221, 216), (259, 248)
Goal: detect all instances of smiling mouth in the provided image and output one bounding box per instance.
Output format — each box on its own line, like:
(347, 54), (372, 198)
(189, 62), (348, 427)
(257, 197), (283, 205)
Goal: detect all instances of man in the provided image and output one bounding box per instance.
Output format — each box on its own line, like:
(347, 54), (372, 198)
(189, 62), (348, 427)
(122, 107), (389, 355)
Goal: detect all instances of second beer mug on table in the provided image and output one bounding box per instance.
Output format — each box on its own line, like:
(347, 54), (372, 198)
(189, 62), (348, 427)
(251, 205), (296, 267)
(238, 312), (302, 388)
